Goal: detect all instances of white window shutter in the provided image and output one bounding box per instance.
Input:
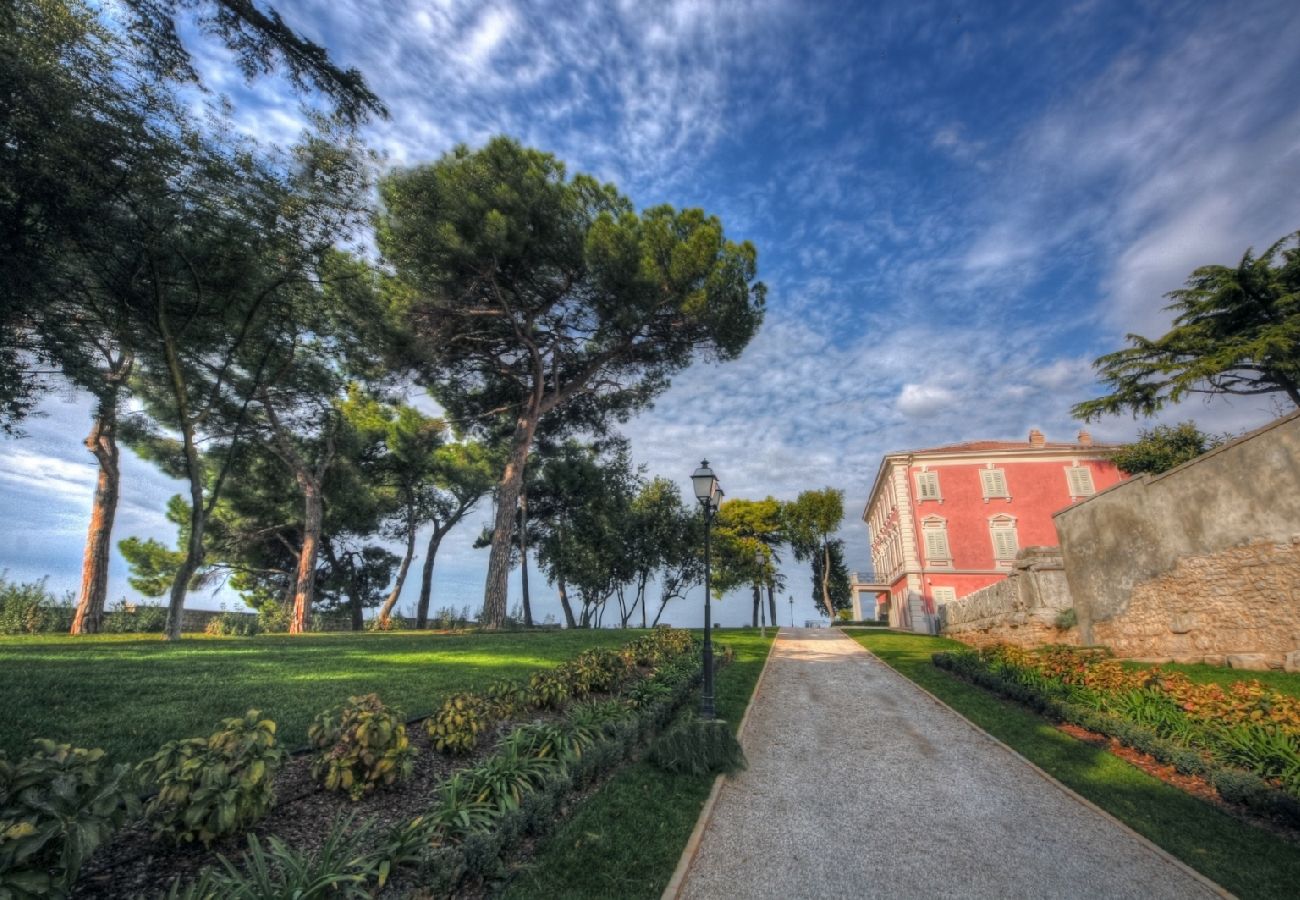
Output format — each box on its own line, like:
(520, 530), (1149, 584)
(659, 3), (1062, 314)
(981, 468), (1008, 498)
(992, 527), (1017, 560)
(1067, 467), (1095, 496)
(924, 527), (949, 561)
(917, 472), (939, 500)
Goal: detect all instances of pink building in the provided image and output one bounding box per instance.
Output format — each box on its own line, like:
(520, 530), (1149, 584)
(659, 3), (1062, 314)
(861, 429), (1125, 632)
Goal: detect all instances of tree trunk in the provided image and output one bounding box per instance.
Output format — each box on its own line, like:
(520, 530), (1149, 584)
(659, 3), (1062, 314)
(377, 503), (418, 627)
(557, 576), (577, 629)
(767, 580), (778, 629)
(290, 480), (323, 634)
(640, 575), (648, 629)
(519, 485), (533, 627)
(165, 439), (205, 641)
(820, 540), (834, 619)
(415, 526), (445, 629)
(752, 582), (761, 627)
(71, 391), (122, 634)
(482, 416), (535, 628)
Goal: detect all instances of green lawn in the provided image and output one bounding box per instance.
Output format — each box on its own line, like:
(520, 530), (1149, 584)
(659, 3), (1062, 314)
(852, 630), (1300, 900)
(503, 630), (775, 900)
(0, 630), (636, 762)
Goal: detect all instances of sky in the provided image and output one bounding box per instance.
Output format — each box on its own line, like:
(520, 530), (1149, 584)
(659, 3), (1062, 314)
(2, 0), (1299, 627)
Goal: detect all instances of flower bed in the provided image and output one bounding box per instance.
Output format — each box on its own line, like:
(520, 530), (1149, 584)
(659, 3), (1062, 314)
(933, 644), (1300, 826)
(1, 628), (711, 898)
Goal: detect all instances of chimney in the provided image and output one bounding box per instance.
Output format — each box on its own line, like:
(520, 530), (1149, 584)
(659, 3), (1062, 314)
(1077, 429), (1093, 447)
(1028, 428), (1045, 447)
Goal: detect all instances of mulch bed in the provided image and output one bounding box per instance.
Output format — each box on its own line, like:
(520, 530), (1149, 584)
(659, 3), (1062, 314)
(73, 708), (566, 898)
(1055, 721), (1300, 846)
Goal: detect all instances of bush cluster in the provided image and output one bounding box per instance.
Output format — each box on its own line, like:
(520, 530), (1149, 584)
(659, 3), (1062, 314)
(0, 575), (75, 635)
(0, 741), (137, 896)
(934, 645), (1300, 825)
(203, 612), (259, 637)
(138, 710), (285, 845)
(309, 695), (416, 800)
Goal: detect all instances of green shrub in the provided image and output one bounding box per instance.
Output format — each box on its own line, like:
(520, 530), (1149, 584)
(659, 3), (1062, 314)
(1054, 608), (1078, 629)
(203, 612), (258, 637)
(0, 575), (74, 634)
(464, 744), (563, 813)
(254, 600), (290, 634)
(308, 695), (415, 800)
(101, 601), (168, 633)
(0, 740), (137, 896)
(484, 679), (526, 719)
(365, 615), (407, 632)
(427, 693), (494, 756)
(501, 723), (597, 764)
(526, 670), (572, 710)
(138, 710), (285, 846)
(648, 717), (746, 776)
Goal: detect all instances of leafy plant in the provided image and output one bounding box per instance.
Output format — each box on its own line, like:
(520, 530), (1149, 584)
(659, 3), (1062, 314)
(0, 740), (137, 897)
(427, 692), (495, 756)
(0, 574), (75, 635)
(649, 717), (746, 776)
(464, 744), (563, 812)
(485, 679), (526, 719)
(309, 695), (415, 800)
(501, 723), (597, 764)
(526, 670), (572, 710)
(138, 710), (285, 845)
(203, 612), (258, 637)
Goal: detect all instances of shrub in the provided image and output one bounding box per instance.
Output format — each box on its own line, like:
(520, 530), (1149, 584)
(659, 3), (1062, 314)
(138, 710), (285, 846)
(0, 740), (137, 896)
(526, 670), (571, 710)
(649, 717), (746, 776)
(427, 693), (495, 756)
(1054, 608), (1078, 629)
(255, 600), (290, 634)
(102, 601), (168, 633)
(501, 723), (597, 764)
(203, 612), (258, 637)
(464, 745), (563, 813)
(485, 679), (526, 719)
(309, 695), (415, 800)
(0, 574), (74, 634)
(365, 615), (407, 632)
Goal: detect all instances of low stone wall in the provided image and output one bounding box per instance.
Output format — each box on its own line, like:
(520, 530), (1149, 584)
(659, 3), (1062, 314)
(939, 546), (1077, 648)
(1055, 410), (1300, 670)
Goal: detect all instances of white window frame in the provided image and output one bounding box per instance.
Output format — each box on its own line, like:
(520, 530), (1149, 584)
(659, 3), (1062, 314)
(915, 470), (941, 501)
(980, 467), (1009, 500)
(989, 514), (1018, 563)
(932, 586), (957, 605)
(921, 516), (951, 567)
(1066, 465), (1095, 497)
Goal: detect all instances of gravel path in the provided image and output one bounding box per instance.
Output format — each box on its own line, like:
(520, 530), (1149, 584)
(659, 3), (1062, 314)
(676, 628), (1224, 900)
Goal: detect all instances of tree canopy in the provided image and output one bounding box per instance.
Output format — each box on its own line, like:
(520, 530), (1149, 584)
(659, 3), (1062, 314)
(1075, 231), (1300, 421)
(1110, 422), (1228, 476)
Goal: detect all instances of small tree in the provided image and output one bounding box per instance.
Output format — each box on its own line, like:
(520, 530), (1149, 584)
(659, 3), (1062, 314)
(1110, 422), (1228, 475)
(377, 137), (765, 628)
(1074, 231), (1300, 420)
(784, 488), (845, 620)
(809, 539), (851, 618)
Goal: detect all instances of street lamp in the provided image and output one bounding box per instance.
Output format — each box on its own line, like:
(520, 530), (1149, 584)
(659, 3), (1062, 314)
(691, 460), (720, 720)
(754, 546), (767, 638)
(789, 596), (794, 628)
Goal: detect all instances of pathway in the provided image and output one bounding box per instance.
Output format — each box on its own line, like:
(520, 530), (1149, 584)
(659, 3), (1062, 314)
(675, 628), (1223, 900)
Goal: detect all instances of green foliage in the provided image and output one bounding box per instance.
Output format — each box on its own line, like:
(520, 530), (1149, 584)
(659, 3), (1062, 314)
(0, 575), (74, 635)
(100, 601), (168, 633)
(1110, 422), (1229, 475)
(1074, 230), (1300, 420)
(137, 710), (285, 846)
(203, 612), (258, 637)
(527, 670), (573, 710)
(464, 744), (565, 813)
(809, 538), (852, 617)
(427, 693), (495, 756)
(648, 717), (747, 776)
(255, 599), (290, 634)
(1055, 608), (1078, 630)
(117, 536), (185, 598)
(308, 695), (414, 800)
(0, 740), (137, 897)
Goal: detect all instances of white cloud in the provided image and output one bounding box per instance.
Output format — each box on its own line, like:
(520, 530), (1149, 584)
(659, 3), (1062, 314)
(896, 384), (957, 418)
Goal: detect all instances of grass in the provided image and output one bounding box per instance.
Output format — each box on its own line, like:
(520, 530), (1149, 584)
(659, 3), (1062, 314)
(503, 629), (774, 900)
(851, 630), (1300, 900)
(0, 629), (636, 762)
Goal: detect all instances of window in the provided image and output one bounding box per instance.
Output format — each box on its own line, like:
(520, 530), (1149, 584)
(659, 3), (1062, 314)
(980, 468), (1009, 499)
(921, 516), (951, 565)
(932, 586), (957, 604)
(916, 471), (940, 500)
(1066, 466), (1095, 497)
(989, 515), (1018, 562)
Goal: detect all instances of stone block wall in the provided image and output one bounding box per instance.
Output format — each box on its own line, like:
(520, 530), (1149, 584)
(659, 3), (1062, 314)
(1054, 410), (1300, 670)
(939, 546), (1077, 648)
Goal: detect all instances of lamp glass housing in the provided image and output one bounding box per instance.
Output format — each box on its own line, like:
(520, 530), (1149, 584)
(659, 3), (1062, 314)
(691, 460), (717, 503)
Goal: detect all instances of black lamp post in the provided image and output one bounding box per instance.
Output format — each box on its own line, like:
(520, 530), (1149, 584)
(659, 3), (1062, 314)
(691, 460), (721, 720)
(755, 546), (767, 638)
(789, 596), (794, 628)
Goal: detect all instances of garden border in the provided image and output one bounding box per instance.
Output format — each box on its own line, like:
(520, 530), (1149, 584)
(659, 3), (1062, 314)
(660, 628), (778, 900)
(856, 640), (1232, 899)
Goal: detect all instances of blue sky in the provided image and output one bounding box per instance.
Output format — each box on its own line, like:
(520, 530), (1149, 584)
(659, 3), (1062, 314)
(2, 0), (1298, 626)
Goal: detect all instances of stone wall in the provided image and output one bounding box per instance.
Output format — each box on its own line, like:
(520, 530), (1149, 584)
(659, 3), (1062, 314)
(939, 546), (1077, 648)
(1054, 410), (1300, 670)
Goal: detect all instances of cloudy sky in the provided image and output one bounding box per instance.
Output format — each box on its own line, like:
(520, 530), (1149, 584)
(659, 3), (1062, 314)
(2, 0), (1298, 626)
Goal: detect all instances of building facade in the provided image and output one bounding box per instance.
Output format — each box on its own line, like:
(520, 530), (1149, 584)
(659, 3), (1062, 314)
(862, 429), (1124, 632)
